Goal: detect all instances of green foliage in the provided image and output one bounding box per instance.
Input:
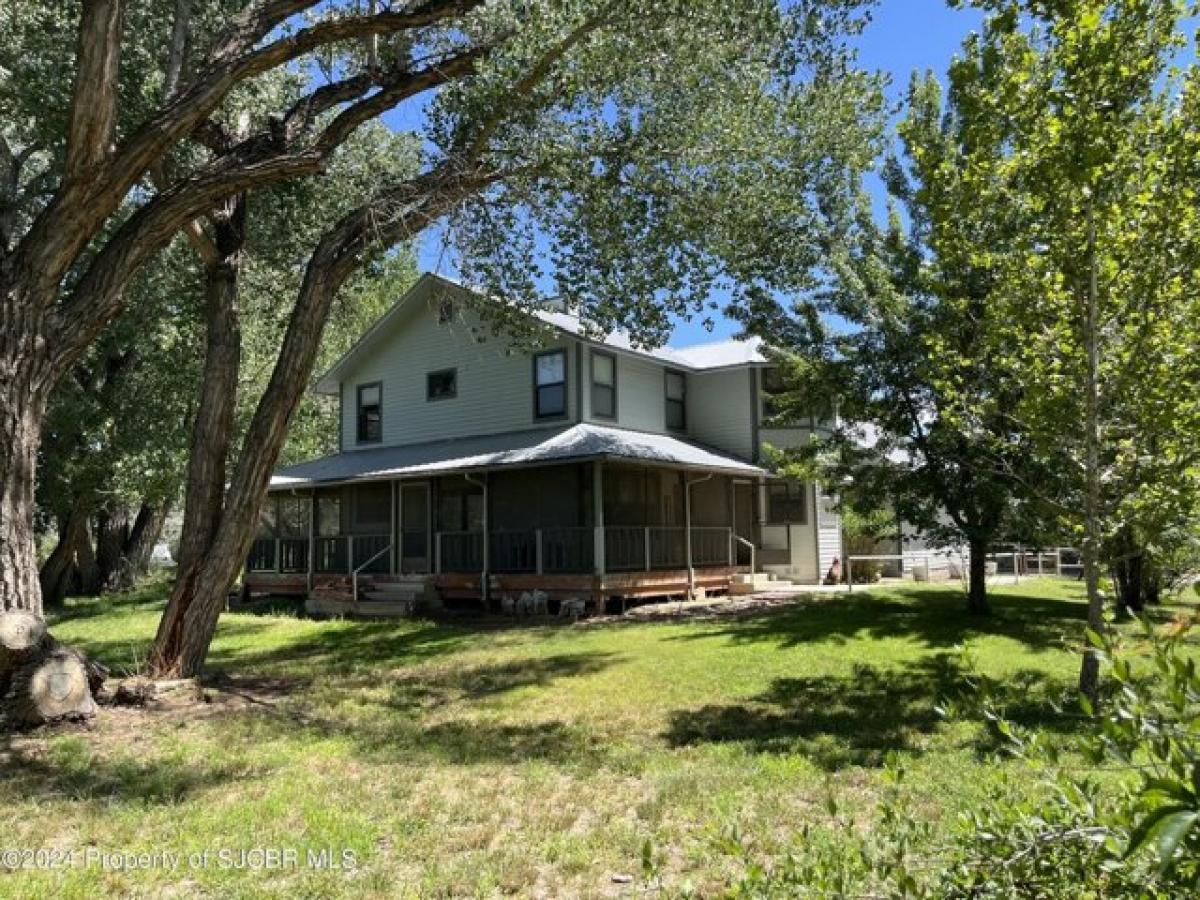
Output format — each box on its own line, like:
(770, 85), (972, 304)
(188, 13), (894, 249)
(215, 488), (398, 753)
(956, 1), (1200, 581)
(431, 0), (886, 346)
(725, 614), (1200, 897)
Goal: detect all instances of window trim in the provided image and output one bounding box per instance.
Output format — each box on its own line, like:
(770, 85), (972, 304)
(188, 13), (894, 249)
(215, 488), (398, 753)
(664, 368), (687, 432)
(355, 381), (383, 445)
(533, 348), (569, 421)
(426, 367), (458, 402)
(590, 350), (618, 420)
(766, 481), (809, 525)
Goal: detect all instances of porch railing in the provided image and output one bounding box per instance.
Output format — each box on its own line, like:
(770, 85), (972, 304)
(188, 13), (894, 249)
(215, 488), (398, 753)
(247, 537), (309, 573)
(438, 531), (484, 573)
(604, 526), (734, 573)
(312, 534), (389, 574)
(484, 527), (596, 575)
(250, 527), (734, 577)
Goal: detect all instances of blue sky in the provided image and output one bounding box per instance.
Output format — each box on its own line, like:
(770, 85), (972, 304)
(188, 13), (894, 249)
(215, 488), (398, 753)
(412, 1), (987, 347)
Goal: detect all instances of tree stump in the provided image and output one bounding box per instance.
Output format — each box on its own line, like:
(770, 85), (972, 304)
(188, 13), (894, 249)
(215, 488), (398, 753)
(0, 611), (105, 729)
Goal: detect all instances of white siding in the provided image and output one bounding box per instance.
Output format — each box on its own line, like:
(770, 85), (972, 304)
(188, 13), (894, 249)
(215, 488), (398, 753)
(688, 368), (755, 460)
(609, 351), (668, 432)
(340, 301), (576, 449)
(816, 490), (842, 581)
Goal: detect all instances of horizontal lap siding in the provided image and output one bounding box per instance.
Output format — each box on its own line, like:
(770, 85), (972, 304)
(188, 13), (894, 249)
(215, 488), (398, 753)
(340, 302), (575, 449)
(688, 368), (755, 460)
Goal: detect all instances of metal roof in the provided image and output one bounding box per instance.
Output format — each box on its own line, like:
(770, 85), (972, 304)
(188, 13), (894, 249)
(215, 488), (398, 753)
(314, 273), (768, 393)
(270, 423), (768, 489)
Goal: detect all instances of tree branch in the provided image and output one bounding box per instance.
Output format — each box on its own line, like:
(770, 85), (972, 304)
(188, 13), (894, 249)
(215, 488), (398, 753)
(64, 0), (124, 182)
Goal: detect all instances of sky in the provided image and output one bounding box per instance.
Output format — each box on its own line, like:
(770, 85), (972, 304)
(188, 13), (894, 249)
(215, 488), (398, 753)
(411, 1), (988, 348)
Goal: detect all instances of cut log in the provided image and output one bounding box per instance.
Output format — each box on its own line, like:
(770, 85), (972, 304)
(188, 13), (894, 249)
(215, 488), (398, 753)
(4, 649), (97, 726)
(0, 611), (104, 729)
(0, 611), (48, 674)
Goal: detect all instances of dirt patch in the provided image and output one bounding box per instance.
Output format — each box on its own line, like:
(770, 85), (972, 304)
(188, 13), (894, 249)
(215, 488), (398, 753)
(0, 673), (311, 757)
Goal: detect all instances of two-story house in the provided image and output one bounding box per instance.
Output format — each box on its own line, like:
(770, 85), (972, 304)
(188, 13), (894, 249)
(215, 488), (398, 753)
(244, 273), (842, 613)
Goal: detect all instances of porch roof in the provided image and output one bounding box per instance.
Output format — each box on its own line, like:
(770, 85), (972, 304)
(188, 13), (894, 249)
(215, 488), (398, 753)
(270, 423), (769, 489)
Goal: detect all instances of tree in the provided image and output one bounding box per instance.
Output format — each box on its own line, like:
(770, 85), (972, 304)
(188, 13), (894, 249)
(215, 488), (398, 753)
(736, 69), (1040, 615)
(0, 0), (500, 616)
(33, 124), (418, 608)
(950, 0), (1200, 697)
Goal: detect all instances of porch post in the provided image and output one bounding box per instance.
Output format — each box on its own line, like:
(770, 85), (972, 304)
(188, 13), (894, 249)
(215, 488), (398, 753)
(592, 462), (606, 575)
(307, 490), (316, 593)
(483, 474), (491, 604)
(684, 474), (694, 598)
(389, 480), (398, 575)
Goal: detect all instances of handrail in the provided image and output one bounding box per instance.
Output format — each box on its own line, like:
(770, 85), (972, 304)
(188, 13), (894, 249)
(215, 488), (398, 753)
(733, 534), (756, 574)
(352, 542), (392, 605)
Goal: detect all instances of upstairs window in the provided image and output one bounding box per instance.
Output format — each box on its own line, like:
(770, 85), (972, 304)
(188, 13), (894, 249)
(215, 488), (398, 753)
(534, 349), (567, 419)
(427, 368), (457, 401)
(665, 369), (687, 430)
(767, 482), (808, 524)
(356, 382), (382, 444)
(591, 351), (617, 419)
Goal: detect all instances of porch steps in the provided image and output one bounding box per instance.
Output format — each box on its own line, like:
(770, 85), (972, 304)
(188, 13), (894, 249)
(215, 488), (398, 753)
(729, 572), (797, 596)
(361, 577), (440, 611)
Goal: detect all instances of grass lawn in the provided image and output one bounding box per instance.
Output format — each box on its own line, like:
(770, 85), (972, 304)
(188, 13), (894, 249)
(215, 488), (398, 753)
(1, 577), (1190, 897)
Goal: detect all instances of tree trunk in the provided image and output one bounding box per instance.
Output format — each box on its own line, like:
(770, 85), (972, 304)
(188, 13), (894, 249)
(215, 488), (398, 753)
(38, 499), (93, 608)
(151, 198), (246, 677)
(967, 537), (991, 616)
(0, 376), (49, 616)
(1079, 201), (1104, 704)
(125, 501), (170, 579)
(95, 503), (132, 592)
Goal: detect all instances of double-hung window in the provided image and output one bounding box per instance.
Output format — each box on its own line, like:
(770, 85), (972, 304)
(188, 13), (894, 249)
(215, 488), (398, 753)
(591, 351), (617, 419)
(664, 369), (687, 431)
(534, 349), (567, 419)
(356, 382), (382, 444)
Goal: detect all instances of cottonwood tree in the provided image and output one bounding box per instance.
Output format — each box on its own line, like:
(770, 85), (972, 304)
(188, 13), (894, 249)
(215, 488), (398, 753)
(145, 0), (886, 677)
(952, 0), (1200, 698)
(35, 127), (417, 608)
(0, 0), (507, 617)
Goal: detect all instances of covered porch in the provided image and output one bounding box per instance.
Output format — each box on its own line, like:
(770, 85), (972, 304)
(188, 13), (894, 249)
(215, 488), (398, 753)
(245, 424), (766, 612)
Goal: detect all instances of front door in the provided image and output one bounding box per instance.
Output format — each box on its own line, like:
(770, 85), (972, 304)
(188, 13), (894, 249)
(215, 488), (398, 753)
(399, 482), (431, 573)
(733, 480), (756, 566)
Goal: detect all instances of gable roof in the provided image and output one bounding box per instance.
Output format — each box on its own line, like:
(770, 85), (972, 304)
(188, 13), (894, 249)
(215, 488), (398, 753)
(314, 272), (768, 394)
(270, 422), (768, 488)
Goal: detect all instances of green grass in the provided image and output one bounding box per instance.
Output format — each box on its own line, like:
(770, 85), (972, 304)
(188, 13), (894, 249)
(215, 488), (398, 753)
(1, 577), (1189, 897)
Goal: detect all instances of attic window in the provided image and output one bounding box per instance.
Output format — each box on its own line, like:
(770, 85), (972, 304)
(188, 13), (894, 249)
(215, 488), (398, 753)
(356, 382), (382, 444)
(437, 297), (454, 323)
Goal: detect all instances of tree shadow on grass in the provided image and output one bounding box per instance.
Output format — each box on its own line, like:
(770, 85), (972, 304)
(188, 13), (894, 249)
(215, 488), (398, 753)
(665, 653), (1083, 770)
(665, 587), (1089, 654)
(209, 650), (622, 768)
(202, 618), (477, 676)
(0, 732), (269, 806)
